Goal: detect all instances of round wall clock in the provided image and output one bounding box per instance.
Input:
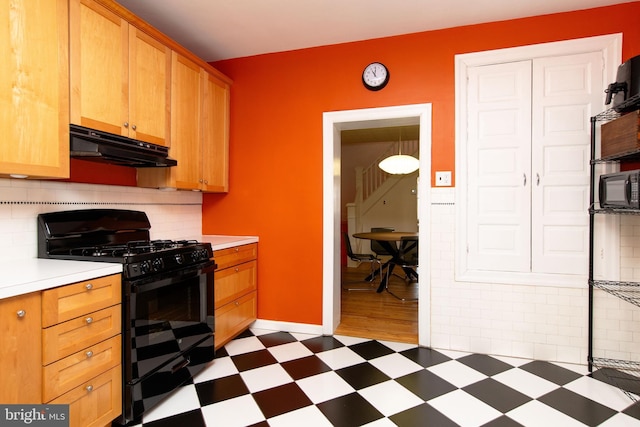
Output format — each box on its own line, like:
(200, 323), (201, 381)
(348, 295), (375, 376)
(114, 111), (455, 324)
(362, 62), (389, 91)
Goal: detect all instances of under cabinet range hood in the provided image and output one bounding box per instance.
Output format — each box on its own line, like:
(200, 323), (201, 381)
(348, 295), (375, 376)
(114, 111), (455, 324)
(70, 124), (177, 167)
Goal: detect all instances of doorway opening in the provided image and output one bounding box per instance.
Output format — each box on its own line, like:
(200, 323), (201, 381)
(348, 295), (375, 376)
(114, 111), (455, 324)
(322, 104), (432, 347)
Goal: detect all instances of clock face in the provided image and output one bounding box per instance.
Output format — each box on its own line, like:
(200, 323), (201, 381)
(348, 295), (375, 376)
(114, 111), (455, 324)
(362, 62), (389, 91)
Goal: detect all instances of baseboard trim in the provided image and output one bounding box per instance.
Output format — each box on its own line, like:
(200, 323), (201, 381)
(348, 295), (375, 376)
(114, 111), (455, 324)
(251, 319), (324, 336)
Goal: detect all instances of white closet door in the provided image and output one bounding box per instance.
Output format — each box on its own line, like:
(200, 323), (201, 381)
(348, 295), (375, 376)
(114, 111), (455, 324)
(531, 52), (603, 275)
(466, 61), (532, 272)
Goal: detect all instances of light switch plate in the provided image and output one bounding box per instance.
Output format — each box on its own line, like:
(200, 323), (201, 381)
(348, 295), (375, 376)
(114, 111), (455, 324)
(435, 171), (451, 186)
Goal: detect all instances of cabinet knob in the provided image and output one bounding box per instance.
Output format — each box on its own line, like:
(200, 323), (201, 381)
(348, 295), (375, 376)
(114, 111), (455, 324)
(85, 283), (93, 290)
(16, 310), (26, 318)
(85, 385), (93, 392)
(203, 180), (208, 184)
(132, 124), (137, 131)
(235, 268), (239, 273)
(235, 301), (239, 306)
(123, 122), (129, 128)
(86, 351), (93, 358)
(85, 317), (93, 324)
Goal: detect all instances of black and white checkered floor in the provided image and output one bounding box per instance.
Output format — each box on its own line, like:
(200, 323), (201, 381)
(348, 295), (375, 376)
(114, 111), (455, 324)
(129, 328), (640, 427)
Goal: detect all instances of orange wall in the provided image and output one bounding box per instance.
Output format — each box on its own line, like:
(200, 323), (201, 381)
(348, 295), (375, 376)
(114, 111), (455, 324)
(65, 159), (137, 186)
(203, 3), (640, 326)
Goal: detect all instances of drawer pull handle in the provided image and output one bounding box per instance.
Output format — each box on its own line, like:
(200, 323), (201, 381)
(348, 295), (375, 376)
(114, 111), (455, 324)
(16, 310), (26, 318)
(235, 248), (239, 252)
(235, 301), (239, 306)
(85, 317), (93, 324)
(86, 351), (93, 358)
(86, 385), (93, 392)
(85, 283), (93, 290)
(235, 268), (239, 272)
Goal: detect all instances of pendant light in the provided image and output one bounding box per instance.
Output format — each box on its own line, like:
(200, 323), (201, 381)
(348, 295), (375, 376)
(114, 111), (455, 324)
(378, 132), (419, 175)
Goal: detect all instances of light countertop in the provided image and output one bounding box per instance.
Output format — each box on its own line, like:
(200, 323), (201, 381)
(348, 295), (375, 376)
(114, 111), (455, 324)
(202, 235), (259, 251)
(0, 259), (122, 300)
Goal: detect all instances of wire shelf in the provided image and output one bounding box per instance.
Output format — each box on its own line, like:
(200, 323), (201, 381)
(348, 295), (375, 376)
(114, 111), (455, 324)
(590, 207), (640, 216)
(591, 357), (640, 401)
(591, 280), (640, 308)
(593, 108), (622, 122)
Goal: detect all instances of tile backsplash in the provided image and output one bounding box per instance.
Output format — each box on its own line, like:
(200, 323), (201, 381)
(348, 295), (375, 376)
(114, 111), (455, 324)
(0, 178), (203, 260)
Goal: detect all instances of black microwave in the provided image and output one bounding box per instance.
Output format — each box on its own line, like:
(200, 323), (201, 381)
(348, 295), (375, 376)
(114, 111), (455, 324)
(599, 170), (640, 209)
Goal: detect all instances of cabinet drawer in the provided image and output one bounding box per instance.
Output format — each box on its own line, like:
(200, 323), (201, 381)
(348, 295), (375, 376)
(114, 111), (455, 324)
(43, 335), (121, 402)
(42, 274), (121, 327)
(215, 291), (256, 349)
(42, 305), (121, 365)
(214, 260), (257, 309)
(50, 365), (122, 427)
(214, 243), (257, 270)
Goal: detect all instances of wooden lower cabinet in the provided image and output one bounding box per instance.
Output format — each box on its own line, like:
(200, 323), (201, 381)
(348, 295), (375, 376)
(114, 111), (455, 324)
(41, 274), (123, 426)
(43, 335), (121, 402)
(0, 292), (42, 403)
(215, 291), (257, 348)
(214, 244), (257, 349)
(50, 366), (122, 427)
(0, 273), (123, 426)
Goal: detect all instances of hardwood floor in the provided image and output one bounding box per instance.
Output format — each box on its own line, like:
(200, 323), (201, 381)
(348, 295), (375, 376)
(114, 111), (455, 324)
(335, 264), (418, 344)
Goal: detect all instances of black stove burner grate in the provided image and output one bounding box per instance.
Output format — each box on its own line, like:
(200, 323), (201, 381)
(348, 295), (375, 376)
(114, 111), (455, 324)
(60, 239), (203, 259)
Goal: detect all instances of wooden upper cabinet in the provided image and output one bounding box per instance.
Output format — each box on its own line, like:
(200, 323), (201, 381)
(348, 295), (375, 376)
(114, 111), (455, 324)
(128, 28), (171, 146)
(0, 0), (69, 179)
(70, 0), (170, 146)
(138, 54), (230, 192)
(201, 72), (230, 193)
(170, 53), (203, 190)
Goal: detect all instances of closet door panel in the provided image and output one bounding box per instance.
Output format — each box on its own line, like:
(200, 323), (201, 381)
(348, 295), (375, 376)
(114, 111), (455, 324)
(466, 61), (532, 272)
(531, 52), (603, 275)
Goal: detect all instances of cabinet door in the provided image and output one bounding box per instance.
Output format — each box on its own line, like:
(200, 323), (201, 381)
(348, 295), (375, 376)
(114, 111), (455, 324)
(530, 52), (603, 275)
(171, 53), (202, 189)
(0, 292), (42, 403)
(465, 52), (604, 277)
(201, 72), (230, 192)
(0, 0), (69, 179)
(70, 0), (128, 136)
(466, 60), (532, 273)
(128, 27), (171, 146)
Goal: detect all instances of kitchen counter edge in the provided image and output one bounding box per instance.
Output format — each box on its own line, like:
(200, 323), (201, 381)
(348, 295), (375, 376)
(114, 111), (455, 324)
(0, 236), (258, 300)
(201, 235), (259, 252)
(0, 259), (123, 300)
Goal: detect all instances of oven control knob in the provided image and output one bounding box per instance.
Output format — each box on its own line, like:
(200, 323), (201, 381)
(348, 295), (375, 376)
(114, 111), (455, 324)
(140, 261), (151, 274)
(152, 258), (163, 271)
(175, 254), (184, 264)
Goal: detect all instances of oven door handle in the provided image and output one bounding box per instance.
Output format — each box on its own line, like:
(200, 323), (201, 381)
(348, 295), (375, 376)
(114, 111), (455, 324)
(172, 357), (190, 373)
(128, 260), (216, 292)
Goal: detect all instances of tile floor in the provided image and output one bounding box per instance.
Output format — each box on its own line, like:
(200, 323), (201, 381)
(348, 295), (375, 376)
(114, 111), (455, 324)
(128, 329), (640, 427)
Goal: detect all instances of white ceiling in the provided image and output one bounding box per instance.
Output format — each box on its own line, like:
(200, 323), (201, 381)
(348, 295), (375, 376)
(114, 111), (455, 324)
(116, 0), (633, 62)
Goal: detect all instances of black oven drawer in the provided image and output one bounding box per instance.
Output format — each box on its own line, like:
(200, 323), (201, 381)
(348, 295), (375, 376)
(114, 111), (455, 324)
(122, 335), (214, 423)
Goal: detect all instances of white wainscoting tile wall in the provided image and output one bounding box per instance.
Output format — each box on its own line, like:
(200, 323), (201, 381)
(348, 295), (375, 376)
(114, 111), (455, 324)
(0, 178), (203, 260)
(429, 188), (640, 365)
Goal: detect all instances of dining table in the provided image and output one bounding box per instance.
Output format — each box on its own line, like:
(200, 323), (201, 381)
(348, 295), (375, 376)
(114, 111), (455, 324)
(352, 231), (418, 293)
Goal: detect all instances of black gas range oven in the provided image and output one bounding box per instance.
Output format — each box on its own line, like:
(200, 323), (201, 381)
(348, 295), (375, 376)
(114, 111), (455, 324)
(37, 209), (215, 425)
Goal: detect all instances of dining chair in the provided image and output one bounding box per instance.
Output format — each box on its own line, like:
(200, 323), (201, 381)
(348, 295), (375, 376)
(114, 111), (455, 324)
(385, 235), (418, 301)
(343, 231), (382, 291)
(370, 227), (395, 257)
